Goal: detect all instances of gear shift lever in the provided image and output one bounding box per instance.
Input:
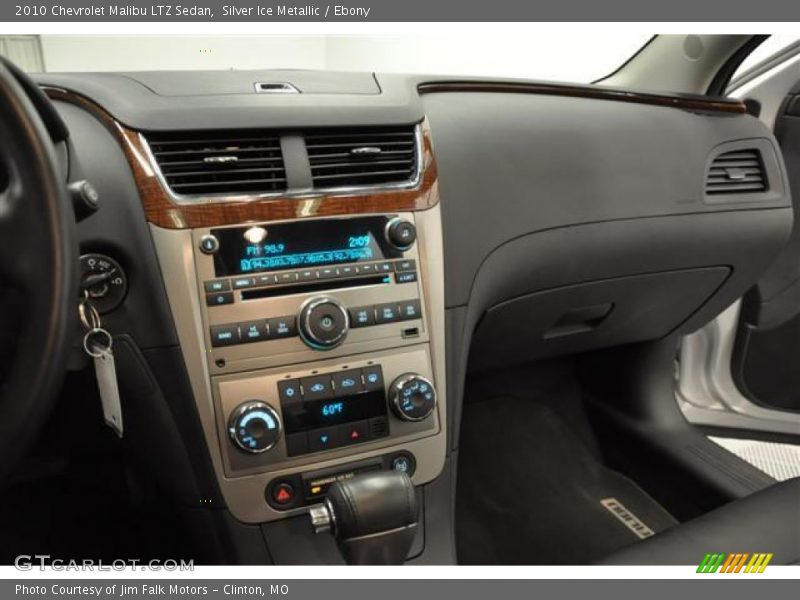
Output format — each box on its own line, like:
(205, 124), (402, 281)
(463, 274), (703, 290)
(309, 470), (418, 565)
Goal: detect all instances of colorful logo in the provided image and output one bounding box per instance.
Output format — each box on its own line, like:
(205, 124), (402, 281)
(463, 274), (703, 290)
(697, 553), (773, 573)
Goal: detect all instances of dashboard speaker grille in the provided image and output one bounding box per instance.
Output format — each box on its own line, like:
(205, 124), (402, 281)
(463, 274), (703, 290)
(146, 131), (287, 196)
(305, 126), (418, 188)
(705, 149), (767, 195)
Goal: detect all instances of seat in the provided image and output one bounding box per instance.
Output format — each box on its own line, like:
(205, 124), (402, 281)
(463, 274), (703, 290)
(601, 477), (800, 565)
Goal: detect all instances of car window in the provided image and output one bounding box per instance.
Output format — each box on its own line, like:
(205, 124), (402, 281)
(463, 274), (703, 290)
(0, 33), (652, 84)
(732, 34), (800, 81)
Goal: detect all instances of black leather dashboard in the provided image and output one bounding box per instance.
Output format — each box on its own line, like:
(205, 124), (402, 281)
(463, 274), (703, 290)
(36, 69), (793, 562)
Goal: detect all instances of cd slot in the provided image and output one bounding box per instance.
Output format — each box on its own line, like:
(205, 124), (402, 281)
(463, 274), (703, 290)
(241, 275), (389, 300)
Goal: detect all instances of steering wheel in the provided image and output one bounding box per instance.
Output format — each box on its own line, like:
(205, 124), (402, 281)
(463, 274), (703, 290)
(0, 59), (77, 480)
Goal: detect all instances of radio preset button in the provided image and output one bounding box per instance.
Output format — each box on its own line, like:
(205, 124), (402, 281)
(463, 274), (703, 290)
(375, 303), (401, 324)
(376, 261), (394, 274)
(356, 263), (377, 274)
(349, 306), (375, 328)
(399, 299), (422, 320)
(277, 272), (298, 285)
(268, 316), (297, 339)
(318, 267), (338, 279)
(338, 265), (357, 278)
(204, 279), (231, 293)
(240, 320), (268, 343)
(210, 324), (240, 347)
(298, 269), (318, 282)
(256, 274), (278, 286)
(206, 291), (234, 307)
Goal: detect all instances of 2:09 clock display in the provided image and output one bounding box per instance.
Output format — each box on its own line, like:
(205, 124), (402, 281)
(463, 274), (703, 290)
(211, 216), (403, 277)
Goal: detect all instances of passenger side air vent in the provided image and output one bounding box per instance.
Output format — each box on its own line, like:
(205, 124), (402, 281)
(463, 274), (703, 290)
(146, 131), (286, 196)
(705, 149), (767, 195)
(305, 126), (419, 189)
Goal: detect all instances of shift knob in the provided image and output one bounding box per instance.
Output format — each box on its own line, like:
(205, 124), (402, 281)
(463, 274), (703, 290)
(309, 471), (418, 565)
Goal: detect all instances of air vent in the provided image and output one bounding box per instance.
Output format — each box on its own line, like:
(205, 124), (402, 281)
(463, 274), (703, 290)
(305, 126), (419, 189)
(146, 131), (286, 196)
(706, 149), (767, 195)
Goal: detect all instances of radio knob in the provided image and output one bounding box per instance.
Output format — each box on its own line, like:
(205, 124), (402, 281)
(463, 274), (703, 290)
(298, 296), (350, 350)
(199, 234), (220, 255)
(228, 401), (282, 454)
(385, 218), (417, 251)
(389, 374), (437, 422)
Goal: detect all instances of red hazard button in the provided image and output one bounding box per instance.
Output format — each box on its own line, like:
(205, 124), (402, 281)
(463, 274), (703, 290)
(272, 482), (295, 505)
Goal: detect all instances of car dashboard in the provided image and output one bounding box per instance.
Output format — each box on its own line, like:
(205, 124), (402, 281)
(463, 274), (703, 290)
(33, 68), (793, 563)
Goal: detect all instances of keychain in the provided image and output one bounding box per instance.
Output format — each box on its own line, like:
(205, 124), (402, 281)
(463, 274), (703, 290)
(79, 294), (124, 438)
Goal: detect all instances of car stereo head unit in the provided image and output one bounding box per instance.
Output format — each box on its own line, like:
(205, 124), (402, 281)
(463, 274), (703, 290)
(193, 213), (428, 375)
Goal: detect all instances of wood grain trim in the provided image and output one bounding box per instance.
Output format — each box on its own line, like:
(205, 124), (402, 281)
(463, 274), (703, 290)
(44, 87), (439, 229)
(417, 81), (747, 114)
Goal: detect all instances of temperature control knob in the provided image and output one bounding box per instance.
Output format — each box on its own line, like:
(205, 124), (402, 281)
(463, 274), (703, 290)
(389, 374), (437, 422)
(298, 296), (349, 350)
(228, 401), (281, 454)
(385, 218), (417, 251)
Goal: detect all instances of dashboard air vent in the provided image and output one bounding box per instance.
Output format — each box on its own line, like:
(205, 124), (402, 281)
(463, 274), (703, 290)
(305, 126), (418, 188)
(146, 131), (286, 196)
(706, 149), (767, 195)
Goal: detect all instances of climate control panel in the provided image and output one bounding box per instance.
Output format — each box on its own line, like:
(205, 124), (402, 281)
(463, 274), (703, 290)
(213, 347), (439, 477)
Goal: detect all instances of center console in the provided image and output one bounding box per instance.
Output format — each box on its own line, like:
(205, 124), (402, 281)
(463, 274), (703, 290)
(151, 204), (446, 524)
(134, 115), (446, 527)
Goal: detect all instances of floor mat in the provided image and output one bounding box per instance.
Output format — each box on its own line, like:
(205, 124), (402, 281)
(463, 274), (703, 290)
(456, 397), (678, 565)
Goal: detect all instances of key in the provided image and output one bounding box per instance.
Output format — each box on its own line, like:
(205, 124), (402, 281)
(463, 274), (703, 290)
(84, 328), (124, 438)
(79, 297), (124, 438)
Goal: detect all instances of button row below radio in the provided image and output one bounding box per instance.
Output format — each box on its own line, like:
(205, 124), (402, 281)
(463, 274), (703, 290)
(203, 260), (416, 302)
(228, 262), (398, 290)
(210, 316), (297, 348)
(349, 300), (422, 328)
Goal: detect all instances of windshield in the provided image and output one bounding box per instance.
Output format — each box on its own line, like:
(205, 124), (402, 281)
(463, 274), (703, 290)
(1, 33), (652, 83)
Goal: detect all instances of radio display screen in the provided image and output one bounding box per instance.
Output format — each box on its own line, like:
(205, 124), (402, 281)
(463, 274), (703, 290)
(211, 216), (402, 276)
